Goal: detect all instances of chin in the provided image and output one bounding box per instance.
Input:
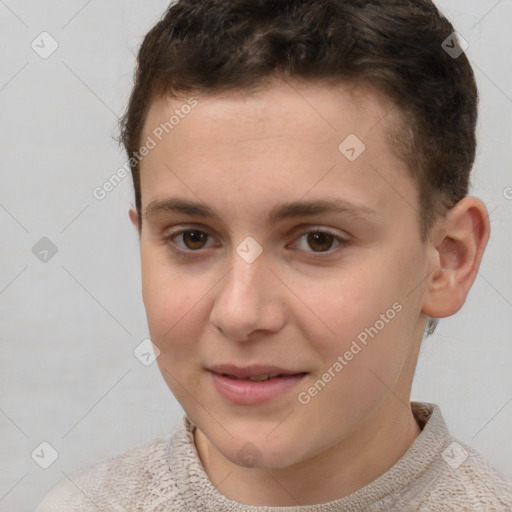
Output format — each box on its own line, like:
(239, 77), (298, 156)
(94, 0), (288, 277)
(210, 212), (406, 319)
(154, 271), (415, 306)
(219, 432), (307, 471)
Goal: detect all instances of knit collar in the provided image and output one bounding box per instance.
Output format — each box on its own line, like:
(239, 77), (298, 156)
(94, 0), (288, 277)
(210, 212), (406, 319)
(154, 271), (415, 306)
(167, 402), (449, 511)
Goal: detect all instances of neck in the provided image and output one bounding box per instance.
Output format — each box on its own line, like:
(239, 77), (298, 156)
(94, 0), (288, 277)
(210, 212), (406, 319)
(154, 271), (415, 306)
(193, 399), (422, 507)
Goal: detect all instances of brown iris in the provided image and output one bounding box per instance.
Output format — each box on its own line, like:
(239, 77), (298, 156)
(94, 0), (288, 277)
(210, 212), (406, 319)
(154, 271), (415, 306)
(182, 230), (208, 250)
(307, 232), (335, 252)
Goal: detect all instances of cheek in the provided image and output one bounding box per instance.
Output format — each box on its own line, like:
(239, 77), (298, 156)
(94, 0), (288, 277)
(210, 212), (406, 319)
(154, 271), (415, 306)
(289, 264), (395, 346)
(293, 275), (408, 436)
(140, 255), (209, 402)
(291, 261), (410, 390)
(140, 249), (203, 346)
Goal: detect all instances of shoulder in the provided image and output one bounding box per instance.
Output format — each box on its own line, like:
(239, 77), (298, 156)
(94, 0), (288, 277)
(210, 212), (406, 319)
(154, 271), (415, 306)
(443, 441), (512, 509)
(399, 403), (512, 510)
(35, 434), (183, 511)
(414, 438), (512, 510)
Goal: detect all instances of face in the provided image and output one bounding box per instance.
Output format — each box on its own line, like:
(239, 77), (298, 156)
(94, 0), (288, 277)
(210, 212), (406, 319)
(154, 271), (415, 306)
(134, 80), (431, 470)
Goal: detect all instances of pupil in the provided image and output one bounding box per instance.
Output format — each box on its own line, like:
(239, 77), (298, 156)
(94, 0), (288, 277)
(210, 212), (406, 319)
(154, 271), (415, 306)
(308, 232), (333, 252)
(184, 231), (206, 249)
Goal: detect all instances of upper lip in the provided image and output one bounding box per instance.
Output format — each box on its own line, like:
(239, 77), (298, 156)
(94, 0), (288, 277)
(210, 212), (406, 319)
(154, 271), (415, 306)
(209, 364), (307, 379)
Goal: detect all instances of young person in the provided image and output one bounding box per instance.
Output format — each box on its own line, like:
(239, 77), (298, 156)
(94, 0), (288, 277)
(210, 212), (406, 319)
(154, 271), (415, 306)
(37, 0), (512, 509)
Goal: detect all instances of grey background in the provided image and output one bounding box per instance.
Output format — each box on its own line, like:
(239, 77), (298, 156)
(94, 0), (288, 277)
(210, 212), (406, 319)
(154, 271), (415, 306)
(0, 1), (511, 510)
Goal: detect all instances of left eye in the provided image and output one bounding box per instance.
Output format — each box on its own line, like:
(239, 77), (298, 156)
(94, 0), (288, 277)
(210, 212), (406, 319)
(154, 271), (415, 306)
(168, 229), (215, 251)
(292, 230), (348, 253)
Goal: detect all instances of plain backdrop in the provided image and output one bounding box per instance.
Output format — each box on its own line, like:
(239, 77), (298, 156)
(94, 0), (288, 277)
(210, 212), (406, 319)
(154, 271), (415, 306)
(0, 1), (511, 510)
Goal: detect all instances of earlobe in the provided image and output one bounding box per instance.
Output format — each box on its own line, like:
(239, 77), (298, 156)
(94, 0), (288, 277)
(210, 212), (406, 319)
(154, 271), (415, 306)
(129, 208), (141, 234)
(421, 197), (490, 319)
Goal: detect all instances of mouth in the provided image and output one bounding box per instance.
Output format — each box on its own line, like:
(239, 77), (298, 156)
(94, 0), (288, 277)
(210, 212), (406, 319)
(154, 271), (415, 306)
(208, 363), (307, 379)
(217, 372), (307, 382)
(207, 365), (308, 405)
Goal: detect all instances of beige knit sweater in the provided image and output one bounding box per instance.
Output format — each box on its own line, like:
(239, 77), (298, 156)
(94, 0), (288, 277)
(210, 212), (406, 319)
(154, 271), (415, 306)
(36, 402), (512, 511)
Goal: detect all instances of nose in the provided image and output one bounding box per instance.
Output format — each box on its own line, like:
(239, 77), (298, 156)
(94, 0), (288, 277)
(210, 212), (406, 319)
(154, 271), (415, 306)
(209, 252), (287, 342)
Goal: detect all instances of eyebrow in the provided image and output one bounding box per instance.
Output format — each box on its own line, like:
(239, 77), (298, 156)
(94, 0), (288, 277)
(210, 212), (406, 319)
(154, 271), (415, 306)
(143, 197), (379, 224)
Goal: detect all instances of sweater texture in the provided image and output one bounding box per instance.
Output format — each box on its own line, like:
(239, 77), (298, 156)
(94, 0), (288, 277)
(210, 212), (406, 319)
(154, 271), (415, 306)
(36, 402), (512, 511)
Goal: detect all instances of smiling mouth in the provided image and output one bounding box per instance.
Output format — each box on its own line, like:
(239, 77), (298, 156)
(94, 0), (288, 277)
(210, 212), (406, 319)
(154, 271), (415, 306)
(219, 372), (308, 382)
(208, 363), (308, 379)
(208, 370), (309, 405)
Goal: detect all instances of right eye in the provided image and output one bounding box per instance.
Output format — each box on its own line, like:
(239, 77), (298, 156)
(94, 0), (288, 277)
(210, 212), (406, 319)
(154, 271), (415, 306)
(163, 228), (219, 257)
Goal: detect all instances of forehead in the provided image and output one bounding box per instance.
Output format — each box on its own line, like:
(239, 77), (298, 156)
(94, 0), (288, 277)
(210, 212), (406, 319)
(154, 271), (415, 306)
(139, 80), (416, 224)
(144, 80), (399, 144)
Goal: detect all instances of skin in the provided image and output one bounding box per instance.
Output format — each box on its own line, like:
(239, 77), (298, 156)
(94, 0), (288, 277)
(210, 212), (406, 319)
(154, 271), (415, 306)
(129, 80), (490, 506)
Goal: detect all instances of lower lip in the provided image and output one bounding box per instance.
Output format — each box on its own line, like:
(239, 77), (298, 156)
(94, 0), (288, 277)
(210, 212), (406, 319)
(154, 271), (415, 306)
(209, 371), (308, 405)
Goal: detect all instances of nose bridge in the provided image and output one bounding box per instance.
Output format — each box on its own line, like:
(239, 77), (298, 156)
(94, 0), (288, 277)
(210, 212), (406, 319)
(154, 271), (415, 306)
(209, 248), (285, 339)
(221, 232), (269, 295)
(221, 251), (268, 308)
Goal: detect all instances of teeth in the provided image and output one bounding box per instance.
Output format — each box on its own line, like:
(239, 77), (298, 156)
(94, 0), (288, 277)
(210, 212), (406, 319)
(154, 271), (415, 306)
(249, 373), (281, 381)
(221, 373), (283, 381)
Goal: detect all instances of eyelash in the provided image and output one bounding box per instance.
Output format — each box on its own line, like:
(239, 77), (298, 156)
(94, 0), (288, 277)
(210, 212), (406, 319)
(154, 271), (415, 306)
(162, 227), (350, 259)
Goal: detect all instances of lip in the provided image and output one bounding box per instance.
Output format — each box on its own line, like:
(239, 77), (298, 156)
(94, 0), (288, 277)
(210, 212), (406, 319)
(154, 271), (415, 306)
(208, 367), (308, 405)
(209, 364), (305, 379)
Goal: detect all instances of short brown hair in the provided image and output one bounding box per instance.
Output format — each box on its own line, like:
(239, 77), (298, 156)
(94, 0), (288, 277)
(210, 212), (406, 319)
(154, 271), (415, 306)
(119, 0), (479, 335)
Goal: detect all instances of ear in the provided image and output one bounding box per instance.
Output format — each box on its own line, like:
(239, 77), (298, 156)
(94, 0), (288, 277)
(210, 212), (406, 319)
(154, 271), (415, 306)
(421, 196), (490, 319)
(129, 208), (141, 235)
